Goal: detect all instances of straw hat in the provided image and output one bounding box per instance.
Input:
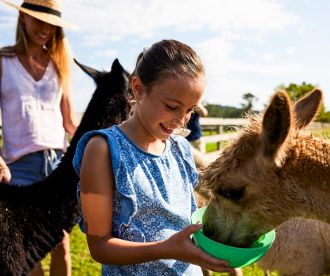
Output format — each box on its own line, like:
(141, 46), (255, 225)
(0, 0), (77, 29)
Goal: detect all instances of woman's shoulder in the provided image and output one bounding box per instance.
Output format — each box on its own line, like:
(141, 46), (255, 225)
(0, 45), (17, 57)
(0, 45), (17, 80)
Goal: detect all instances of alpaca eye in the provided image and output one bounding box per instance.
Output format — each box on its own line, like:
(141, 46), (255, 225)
(217, 187), (245, 201)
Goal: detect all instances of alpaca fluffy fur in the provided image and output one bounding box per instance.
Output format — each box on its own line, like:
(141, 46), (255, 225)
(0, 59), (131, 275)
(200, 89), (330, 246)
(258, 218), (330, 276)
(197, 89), (330, 275)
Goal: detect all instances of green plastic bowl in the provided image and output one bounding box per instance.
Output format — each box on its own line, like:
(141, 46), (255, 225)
(191, 206), (276, 268)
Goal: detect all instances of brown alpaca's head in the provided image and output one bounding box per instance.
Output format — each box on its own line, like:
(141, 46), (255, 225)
(200, 89), (324, 247)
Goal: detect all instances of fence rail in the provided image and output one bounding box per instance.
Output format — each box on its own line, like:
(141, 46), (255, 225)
(200, 117), (330, 158)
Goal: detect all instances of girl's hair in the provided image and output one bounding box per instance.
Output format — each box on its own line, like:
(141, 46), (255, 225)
(15, 15), (72, 90)
(131, 39), (204, 90)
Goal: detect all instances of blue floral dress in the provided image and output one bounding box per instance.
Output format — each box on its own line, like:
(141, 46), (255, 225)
(73, 125), (203, 275)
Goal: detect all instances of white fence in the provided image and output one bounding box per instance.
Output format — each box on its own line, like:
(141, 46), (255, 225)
(200, 118), (243, 158)
(200, 117), (330, 158)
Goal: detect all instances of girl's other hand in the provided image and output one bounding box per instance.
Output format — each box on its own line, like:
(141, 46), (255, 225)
(0, 167), (11, 184)
(162, 224), (235, 273)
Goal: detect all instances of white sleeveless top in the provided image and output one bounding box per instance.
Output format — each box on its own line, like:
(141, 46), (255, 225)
(0, 56), (67, 163)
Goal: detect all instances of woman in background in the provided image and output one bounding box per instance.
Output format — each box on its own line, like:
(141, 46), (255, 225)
(0, 0), (77, 275)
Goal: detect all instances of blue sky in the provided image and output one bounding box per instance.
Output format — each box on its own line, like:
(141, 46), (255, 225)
(1, 0), (330, 113)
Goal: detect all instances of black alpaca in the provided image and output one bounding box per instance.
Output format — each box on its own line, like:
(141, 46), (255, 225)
(0, 59), (131, 275)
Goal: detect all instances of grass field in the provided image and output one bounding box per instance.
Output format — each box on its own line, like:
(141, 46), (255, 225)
(312, 127), (330, 139)
(41, 226), (101, 275)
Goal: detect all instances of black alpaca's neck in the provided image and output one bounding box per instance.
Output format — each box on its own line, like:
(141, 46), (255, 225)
(56, 93), (130, 173)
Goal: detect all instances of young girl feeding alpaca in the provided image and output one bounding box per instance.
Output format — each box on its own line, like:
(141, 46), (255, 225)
(73, 39), (234, 275)
(0, 0), (77, 274)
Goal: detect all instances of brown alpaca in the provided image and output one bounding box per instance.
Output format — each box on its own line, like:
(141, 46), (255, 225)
(199, 89), (329, 248)
(193, 144), (330, 276)
(258, 218), (330, 276)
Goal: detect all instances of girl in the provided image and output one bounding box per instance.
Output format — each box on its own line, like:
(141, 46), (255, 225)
(73, 39), (234, 275)
(0, 0), (77, 275)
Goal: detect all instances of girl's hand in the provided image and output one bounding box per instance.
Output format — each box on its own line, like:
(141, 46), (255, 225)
(162, 224), (235, 273)
(0, 166), (11, 184)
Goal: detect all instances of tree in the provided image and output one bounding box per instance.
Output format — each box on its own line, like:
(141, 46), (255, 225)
(241, 92), (258, 112)
(205, 104), (244, 118)
(276, 82), (315, 102)
(276, 82), (330, 122)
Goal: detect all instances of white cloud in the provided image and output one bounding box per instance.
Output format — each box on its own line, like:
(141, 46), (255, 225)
(228, 60), (319, 76)
(71, 64), (95, 112)
(95, 49), (117, 58)
(261, 53), (274, 62)
(64, 0), (300, 45)
(194, 33), (326, 110)
(284, 47), (295, 56)
(0, 5), (17, 30)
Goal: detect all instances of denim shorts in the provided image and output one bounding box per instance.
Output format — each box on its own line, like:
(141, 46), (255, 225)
(8, 149), (63, 186)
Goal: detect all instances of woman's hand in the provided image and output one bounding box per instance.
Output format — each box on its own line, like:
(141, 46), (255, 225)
(162, 224), (235, 273)
(0, 166), (11, 184)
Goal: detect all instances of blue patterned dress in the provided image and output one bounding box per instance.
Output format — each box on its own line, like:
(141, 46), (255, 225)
(73, 125), (203, 275)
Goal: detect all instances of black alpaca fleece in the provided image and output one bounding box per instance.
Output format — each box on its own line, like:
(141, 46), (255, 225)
(0, 59), (131, 275)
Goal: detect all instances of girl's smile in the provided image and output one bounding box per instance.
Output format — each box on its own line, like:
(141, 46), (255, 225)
(160, 123), (174, 134)
(124, 73), (205, 154)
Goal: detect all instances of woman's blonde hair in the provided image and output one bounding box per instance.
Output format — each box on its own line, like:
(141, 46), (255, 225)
(15, 15), (72, 90)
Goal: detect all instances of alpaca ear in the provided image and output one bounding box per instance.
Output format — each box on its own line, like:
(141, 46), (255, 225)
(74, 58), (101, 81)
(293, 89), (323, 129)
(261, 91), (293, 162)
(111, 58), (124, 73)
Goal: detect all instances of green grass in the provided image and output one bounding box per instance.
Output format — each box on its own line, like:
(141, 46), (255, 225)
(41, 226), (101, 275)
(312, 127), (330, 138)
(203, 129), (232, 153)
(214, 264), (278, 276)
(69, 227), (101, 275)
(206, 142), (218, 152)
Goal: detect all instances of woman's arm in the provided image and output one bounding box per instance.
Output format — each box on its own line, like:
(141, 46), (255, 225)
(0, 156), (11, 184)
(80, 136), (233, 273)
(60, 87), (77, 137)
(196, 103), (208, 117)
(0, 55), (2, 85)
(0, 56), (11, 184)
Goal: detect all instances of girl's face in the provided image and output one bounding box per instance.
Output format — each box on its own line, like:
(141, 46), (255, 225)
(132, 73), (205, 141)
(20, 13), (56, 47)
